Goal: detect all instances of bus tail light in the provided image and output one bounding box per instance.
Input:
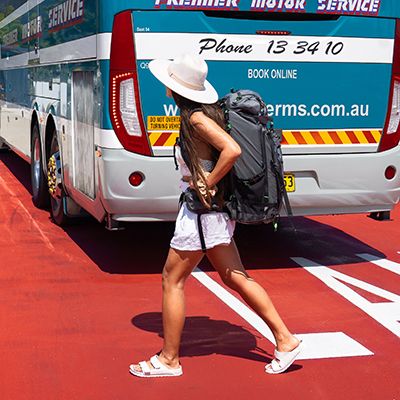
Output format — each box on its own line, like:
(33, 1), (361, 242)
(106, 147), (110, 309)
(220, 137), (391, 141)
(379, 21), (400, 152)
(120, 77), (142, 136)
(109, 11), (152, 156)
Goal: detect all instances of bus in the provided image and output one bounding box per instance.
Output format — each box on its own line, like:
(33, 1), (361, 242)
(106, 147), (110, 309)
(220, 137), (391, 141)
(0, 0), (399, 229)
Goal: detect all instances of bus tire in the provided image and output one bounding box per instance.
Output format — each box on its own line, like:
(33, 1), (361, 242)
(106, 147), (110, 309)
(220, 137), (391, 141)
(48, 133), (70, 226)
(31, 125), (49, 209)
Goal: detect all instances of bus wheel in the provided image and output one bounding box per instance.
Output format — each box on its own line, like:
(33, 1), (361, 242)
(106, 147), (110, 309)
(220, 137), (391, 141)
(31, 125), (49, 209)
(48, 134), (70, 226)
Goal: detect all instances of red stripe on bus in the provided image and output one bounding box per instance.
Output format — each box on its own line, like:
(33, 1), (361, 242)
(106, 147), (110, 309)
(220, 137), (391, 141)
(328, 131), (343, 144)
(153, 133), (172, 147)
(292, 131), (307, 145)
(346, 130), (359, 144)
(281, 134), (288, 145)
(363, 130), (378, 144)
(310, 131), (325, 144)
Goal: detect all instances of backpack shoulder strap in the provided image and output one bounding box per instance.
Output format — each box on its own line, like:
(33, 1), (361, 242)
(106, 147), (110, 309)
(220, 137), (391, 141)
(188, 107), (203, 118)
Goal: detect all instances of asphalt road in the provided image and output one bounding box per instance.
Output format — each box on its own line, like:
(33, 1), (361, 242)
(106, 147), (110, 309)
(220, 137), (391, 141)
(1, 150), (399, 400)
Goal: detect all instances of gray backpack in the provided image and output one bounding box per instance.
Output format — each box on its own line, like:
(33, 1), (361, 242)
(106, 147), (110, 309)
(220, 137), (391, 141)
(220, 89), (291, 225)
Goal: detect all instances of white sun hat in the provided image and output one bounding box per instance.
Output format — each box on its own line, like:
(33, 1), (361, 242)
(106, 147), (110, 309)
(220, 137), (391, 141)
(148, 54), (219, 104)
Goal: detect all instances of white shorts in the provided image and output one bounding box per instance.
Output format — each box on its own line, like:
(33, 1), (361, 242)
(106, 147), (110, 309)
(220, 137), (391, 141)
(170, 203), (236, 251)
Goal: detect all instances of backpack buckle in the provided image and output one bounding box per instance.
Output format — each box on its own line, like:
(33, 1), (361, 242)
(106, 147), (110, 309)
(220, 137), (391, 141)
(258, 115), (270, 125)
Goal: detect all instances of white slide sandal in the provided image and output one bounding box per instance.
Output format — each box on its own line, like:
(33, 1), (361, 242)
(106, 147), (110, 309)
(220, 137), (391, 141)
(265, 341), (303, 374)
(129, 355), (183, 378)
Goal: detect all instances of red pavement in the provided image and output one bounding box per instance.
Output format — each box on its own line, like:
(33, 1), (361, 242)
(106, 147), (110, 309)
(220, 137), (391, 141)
(0, 151), (399, 400)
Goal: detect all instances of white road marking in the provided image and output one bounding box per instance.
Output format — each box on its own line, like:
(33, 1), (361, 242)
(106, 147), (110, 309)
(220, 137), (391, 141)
(294, 332), (373, 360)
(191, 267), (373, 360)
(292, 257), (400, 338)
(0, 175), (55, 251)
(357, 253), (400, 276)
(357, 253), (400, 275)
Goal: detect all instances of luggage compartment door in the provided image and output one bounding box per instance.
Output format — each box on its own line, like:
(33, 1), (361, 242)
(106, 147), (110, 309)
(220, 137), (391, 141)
(72, 71), (95, 199)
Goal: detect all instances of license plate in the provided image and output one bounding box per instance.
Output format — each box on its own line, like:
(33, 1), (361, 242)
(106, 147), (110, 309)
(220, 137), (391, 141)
(284, 174), (295, 192)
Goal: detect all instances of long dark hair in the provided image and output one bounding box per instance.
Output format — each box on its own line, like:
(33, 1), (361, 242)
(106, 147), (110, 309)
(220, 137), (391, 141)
(172, 91), (225, 208)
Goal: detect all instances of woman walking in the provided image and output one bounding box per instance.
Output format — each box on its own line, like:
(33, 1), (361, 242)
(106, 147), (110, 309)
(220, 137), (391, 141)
(130, 54), (302, 378)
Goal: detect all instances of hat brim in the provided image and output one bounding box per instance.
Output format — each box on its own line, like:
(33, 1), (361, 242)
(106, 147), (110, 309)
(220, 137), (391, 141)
(149, 59), (219, 104)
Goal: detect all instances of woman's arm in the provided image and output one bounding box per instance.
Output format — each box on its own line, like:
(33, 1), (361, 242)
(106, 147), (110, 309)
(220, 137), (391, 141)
(190, 111), (241, 188)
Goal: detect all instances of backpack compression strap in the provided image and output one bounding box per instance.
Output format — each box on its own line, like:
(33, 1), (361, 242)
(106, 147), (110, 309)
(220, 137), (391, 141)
(197, 214), (207, 253)
(283, 188), (293, 217)
(178, 193), (207, 253)
(173, 138), (180, 171)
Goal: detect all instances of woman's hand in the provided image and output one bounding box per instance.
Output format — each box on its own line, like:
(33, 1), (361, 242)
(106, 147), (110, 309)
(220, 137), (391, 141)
(189, 172), (218, 197)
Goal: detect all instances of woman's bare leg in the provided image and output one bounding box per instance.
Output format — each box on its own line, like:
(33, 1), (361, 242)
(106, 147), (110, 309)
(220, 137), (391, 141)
(207, 240), (299, 353)
(160, 248), (204, 365)
(132, 247), (204, 372)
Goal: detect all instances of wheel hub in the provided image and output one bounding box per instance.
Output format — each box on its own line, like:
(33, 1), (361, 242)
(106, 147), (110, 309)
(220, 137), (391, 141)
(47, 151), (62, 199)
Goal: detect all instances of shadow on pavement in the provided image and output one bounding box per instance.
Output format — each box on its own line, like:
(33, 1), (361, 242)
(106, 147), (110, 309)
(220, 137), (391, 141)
(131, 311), (301, 373)
(132, 312), (271, 362)
(1, 151), (386, 275)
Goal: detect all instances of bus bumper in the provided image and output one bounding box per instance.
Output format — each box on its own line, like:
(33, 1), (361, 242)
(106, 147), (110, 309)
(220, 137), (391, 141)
(282, 146), (400, 216)
(98, 148), (181, 221)
(97, 146), (400, 221)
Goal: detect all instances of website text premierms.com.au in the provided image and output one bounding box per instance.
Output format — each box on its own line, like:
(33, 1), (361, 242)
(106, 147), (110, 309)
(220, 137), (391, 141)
(265, 104), (370, 118)
(162, 103), (370, 118)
